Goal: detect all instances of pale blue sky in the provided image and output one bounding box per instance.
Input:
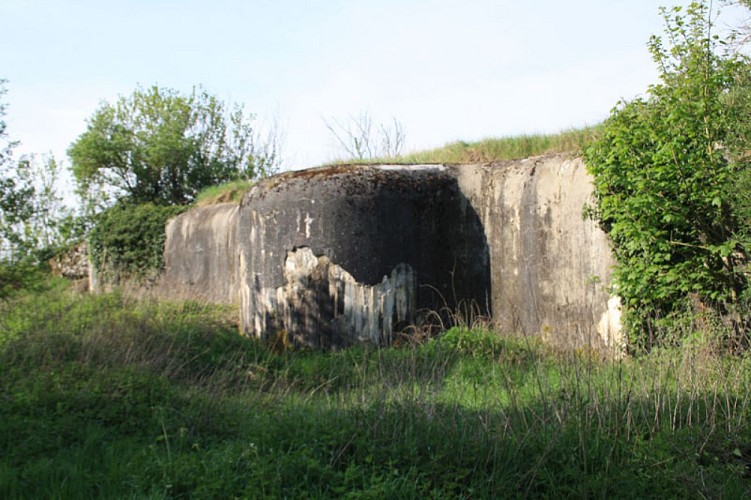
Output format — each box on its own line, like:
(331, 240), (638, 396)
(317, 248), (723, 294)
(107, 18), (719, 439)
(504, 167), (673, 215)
(1, 1), (748, 169)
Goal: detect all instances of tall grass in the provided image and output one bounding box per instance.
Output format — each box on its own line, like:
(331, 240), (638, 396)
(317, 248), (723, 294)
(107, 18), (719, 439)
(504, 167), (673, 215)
(1, 284), (749, 497)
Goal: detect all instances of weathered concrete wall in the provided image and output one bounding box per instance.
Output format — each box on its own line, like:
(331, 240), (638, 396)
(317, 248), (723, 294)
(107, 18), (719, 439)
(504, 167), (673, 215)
(268, 247), (417, 348)
(451, 155), (617, 349)
(238, 165), (489, 348)
(154, 202), (239, 304)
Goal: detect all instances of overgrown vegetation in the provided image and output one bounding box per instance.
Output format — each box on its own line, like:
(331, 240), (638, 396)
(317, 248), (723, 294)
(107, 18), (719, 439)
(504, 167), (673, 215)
(1, 285), (749, 497)
(323, 125), (600, 166)
(0, 82), (80, 299)
(327, 126), (601, 166)
(88, 203), (186, 284)
(88, 179), (254, 285)
(584, 1), (751, 350)
(64, 85), (277, 288)
(5, 2), (751, 496)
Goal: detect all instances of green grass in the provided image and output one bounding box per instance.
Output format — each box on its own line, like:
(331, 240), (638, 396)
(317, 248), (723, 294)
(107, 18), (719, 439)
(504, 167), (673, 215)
(193, 179), (254, 207)
(1, 283), (750, 498)
(396, 125), (603, 164)
(331, 125), (603, 166)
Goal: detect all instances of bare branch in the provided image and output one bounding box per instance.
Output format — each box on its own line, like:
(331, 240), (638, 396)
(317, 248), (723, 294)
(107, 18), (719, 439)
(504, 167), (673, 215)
(324, 111), (407, 161)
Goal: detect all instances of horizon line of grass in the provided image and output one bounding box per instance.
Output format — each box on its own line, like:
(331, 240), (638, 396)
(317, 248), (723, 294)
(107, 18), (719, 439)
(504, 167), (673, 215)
(192, 125), (604, 206)
(326, 124), (604, 166)
(395, 124), (604, 164)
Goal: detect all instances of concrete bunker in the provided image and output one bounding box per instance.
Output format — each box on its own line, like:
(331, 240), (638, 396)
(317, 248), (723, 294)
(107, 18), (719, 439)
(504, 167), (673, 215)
(92, 154), (620, 352)
(238, 164), (491, 348)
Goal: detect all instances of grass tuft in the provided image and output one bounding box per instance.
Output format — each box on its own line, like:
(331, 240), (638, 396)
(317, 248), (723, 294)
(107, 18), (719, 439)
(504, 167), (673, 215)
(194, 179), (254, 207)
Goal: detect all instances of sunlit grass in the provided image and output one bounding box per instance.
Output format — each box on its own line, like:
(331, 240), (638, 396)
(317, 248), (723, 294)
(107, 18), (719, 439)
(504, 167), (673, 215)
(328, 125), (603, 166)
(400, 125), (603, 164)
(193, 179), (253, 207)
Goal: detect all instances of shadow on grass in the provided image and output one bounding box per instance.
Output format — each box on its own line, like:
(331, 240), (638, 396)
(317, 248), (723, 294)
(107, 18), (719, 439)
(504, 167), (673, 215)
(1, 289), (750, 498)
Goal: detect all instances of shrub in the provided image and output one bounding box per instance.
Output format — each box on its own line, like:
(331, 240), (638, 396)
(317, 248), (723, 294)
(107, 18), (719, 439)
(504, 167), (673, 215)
(88, 202), (185, 284)
(584, 2), (751, 348)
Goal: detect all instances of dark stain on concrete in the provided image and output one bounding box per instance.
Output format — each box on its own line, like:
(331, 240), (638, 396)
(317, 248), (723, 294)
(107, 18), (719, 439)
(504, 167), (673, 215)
(239, 165), (491, 346)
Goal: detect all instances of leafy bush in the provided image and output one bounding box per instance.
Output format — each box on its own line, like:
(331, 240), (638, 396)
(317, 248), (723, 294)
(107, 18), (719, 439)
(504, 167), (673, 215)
(0, 259), (45, 300)
(88, 202), (185, 284)
(584, 2), (751, 348)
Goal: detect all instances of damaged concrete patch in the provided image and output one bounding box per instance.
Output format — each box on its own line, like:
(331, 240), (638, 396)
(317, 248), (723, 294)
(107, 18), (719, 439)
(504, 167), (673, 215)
(598, 296), (624, 358)
(253, 247), (416, 348)
(238, 164), (490, 348)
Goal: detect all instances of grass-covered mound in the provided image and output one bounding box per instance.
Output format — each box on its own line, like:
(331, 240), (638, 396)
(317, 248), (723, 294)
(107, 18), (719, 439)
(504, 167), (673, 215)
(1, 283), (750, 497)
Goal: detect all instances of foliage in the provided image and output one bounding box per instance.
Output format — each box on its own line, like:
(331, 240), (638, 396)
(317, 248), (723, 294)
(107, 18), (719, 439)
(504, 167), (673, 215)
(0, 80), (28, 263)
(69, 85), (281, 206)
(1, 288), (750, 497)
(0, 81), (80, 299)
(584, 1), (751, 347)
(2, 155), (79, 261)
(0, 260), (44, 301)
(88, 202), (185, 283)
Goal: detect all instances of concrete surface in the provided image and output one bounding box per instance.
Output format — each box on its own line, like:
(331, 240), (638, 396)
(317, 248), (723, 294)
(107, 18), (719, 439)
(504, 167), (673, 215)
(238, 164), (489, 348)
(155, 202), (239, 304)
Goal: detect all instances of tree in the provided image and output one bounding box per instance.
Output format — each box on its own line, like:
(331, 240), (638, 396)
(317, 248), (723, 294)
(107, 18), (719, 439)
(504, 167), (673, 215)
(0, 80), (16, 169)
(15, 156), (76, 254)
(584, 1), (751, 346)
(0, 81), (83, 264)
(324, 111), (406, 161)
(0, 80), (32, 263)
(69, 85), (281, 206)
(0, 81), (67, 298)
